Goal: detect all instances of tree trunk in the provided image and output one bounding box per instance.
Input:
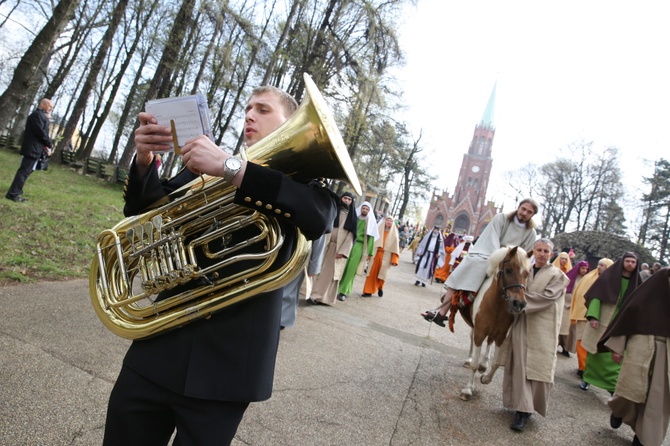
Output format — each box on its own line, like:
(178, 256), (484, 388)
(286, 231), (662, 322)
(54, 0), (129, 160)
(0, 0), (80, 129)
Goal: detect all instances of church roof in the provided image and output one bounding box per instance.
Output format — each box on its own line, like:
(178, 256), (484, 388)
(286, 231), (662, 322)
(479, 81), (496, 128)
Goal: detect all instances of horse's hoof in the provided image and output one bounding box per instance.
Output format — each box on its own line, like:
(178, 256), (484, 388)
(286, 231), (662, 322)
(459, 389), (472, 401)
(477, 364), (488, 373)
(463, 360), (472, 368)
(481, 374), (492, 385)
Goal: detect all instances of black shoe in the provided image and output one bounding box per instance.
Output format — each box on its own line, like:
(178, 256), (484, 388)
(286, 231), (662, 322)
(337, 294), (346, 302)
(5, 194), (27, 202)
(414, 280), (420, 286)
(361, 293), (372, 297)
(577, 370), (584, 378)
(421, 283), (426, 287)
(632, 435), (643, 446)
(510, 411), (530, 432)
(421, 310), (447, 328)
(306, 297), (318, 305)
(579, 381), (590, 391)
(610, 413), (622, 429)
(561, 350), (571, 358)
(377, 289), (383, 297)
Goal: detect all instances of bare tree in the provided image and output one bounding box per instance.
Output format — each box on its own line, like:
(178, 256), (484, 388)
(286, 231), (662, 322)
(0, 0), (80, 129)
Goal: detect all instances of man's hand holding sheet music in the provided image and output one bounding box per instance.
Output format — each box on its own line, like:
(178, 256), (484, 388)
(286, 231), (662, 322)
(134, 112), (246, 185)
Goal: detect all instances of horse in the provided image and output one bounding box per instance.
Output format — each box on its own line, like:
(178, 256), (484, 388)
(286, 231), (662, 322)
(455, 246), (531, 401)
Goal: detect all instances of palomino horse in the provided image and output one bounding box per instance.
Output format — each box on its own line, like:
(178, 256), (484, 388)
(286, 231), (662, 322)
(456, 246), (531, 401)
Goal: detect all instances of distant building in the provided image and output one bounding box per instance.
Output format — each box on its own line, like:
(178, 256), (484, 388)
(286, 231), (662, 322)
(424, 83), (502, 236)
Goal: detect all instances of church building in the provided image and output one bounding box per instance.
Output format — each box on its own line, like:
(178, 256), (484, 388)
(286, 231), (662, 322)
(424, 83), (502, 237)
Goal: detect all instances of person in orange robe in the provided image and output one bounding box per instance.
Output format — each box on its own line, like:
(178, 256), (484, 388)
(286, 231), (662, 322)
(362, 217), (400, 297)
(433, 232), (459, 283)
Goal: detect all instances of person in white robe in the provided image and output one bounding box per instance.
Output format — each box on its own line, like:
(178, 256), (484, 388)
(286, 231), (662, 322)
(421, 198), (539, 327)
(413, 226), (446, 286)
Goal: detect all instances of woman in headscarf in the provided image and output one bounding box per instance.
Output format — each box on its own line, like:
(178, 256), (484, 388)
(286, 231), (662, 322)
(569, 258), (613, 376)
(552, 251), (572, 274)
(557, 261), (589, 357)
(579, 252), (641, 392)
(362, 216), (400, 297)
(433, 232), (459, 283)
(308, 192), (357, 305)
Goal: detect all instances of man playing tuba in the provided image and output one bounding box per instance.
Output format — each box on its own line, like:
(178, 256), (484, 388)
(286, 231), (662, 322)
(103, 85), (338, 445)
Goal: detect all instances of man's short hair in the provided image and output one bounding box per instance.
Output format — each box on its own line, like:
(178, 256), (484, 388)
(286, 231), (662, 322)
(250, 86), (299, 117)
(534, 238), (554, 251)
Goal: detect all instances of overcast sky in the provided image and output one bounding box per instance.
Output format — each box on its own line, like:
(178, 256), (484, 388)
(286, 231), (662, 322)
(394, 0), (670, 220)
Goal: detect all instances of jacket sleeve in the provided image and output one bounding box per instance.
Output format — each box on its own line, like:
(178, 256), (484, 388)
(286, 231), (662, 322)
(123, 157), (197, 216)
(234, 162), (336, 240)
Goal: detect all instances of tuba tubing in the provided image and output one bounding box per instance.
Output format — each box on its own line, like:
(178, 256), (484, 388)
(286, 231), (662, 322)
(90, 73), (361, 340)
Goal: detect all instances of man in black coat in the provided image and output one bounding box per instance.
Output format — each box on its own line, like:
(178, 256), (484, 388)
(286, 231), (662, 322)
(6, 98), (54, 202)
(103, 86), (337, 445)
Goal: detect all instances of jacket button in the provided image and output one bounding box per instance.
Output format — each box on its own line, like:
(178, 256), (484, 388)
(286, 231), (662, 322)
(265, 204), (273, 210)
(244, 197), (252, 202)
(283, 213), (291, 218)
(275, 209), (281, 214)
(255, 201), (263, 207)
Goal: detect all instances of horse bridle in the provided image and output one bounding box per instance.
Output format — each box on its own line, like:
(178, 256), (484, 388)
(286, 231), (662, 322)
(496, 259), (526, 302)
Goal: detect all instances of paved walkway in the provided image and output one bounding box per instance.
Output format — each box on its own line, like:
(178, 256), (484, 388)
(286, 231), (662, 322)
(1, 249), (662, 445)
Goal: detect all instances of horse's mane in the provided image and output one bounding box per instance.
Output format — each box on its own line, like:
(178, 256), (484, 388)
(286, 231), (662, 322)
(486, 246), (530, 276)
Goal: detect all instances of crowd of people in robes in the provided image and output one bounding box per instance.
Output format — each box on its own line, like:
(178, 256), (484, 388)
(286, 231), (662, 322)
(280, 189), (670, 446)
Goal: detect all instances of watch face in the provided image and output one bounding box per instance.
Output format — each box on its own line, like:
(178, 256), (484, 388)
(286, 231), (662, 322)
(471, 165), (480, 173)
(226, 157), (242, 169)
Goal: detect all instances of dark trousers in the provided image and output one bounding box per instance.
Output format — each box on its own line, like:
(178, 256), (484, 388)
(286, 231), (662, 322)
(104, 365), (249, 446)
(7, 156), (37, 197)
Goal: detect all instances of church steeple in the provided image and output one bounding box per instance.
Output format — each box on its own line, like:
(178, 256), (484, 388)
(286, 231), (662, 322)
(479, 81), (496, 128)
(456, 81), (497, 208)
(424, 80), (502, 236)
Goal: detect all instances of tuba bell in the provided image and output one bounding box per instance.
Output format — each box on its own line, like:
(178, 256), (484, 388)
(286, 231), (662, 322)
(90, 73), (362, 340)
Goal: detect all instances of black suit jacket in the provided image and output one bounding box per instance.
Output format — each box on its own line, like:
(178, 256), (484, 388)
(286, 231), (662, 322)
(121, 159), (336, 402)
(21, 108), (53, 159)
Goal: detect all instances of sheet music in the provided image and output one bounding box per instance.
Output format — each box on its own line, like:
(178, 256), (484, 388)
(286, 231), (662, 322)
(145, 94), (212, 152)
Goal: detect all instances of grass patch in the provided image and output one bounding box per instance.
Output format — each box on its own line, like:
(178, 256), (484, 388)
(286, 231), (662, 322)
(0, 149), (126, 285)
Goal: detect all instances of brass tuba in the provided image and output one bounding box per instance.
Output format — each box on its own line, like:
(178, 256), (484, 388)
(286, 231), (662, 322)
(90, 73), (362, 340)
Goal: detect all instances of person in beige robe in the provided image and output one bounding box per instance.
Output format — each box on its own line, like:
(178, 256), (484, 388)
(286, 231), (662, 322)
(502, 238), (569, 432)
(599, 268), (670, 446)
(308, 193), (357, 305)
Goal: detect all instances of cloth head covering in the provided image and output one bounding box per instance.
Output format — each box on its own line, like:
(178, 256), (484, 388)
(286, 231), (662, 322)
(552, 252), (573, 273)
(443, 232), (458, 247)
(598, 267), (670, 352)
(356, 201), (380, 240)
(374, 217), (400, 254)
(463, 235), (474, 243)
(570, 258), (613, 321)
(334, 192), (358, 241)
(585, 252), (641, 307)
(565, 260), (589, 293)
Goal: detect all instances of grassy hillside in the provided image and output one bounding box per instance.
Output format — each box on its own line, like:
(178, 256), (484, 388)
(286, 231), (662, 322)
(0, 149), (126, 284)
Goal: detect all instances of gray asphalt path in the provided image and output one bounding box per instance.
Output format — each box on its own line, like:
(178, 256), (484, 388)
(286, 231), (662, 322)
(1, 249), (661, 445)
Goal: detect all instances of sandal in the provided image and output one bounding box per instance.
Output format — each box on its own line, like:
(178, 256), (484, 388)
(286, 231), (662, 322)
(421, 310), (447, 327)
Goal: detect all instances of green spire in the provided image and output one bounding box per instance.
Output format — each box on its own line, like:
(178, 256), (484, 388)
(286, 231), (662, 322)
(480, 81), (496, 128)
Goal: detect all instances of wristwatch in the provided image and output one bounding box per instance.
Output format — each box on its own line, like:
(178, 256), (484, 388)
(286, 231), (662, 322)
(223, 156), (243, 183)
